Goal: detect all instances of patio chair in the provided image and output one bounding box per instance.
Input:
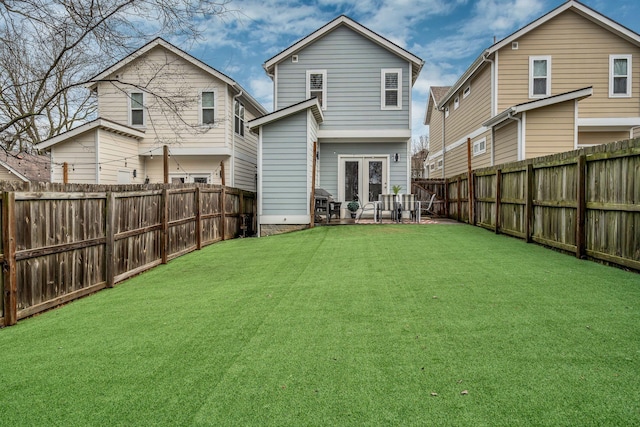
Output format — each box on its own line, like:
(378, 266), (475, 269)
(378, 194), (396, 222)
(328, 201), (342, 221)
(400, 194), (421, 223)
(355, 201), (378, 223)
(421, 193), (437, 217)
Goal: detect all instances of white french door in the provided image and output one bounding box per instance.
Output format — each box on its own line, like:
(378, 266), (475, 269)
(339, 156), (388, 207)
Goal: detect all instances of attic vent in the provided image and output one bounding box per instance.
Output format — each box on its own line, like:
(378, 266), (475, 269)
(292, 55), (298, 63)
(512, 42), (519, 50)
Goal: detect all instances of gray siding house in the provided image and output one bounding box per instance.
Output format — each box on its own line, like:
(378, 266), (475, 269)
(249, 16), (424, 236)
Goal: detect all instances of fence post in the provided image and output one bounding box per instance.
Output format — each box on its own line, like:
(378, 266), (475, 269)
(2, 192), (17, 326)
(220, 186), (226, 241)
(195, 187), (202, 250)
(456, 177), (461, 222)
(525, 163), (534, 243)
(105, 192), (115, 288)
(469, 171), (476, 225)
(495, 169), (502, 234)
(444, 179), (449, 217)
(161, 188), (169, 264)
(576, 155), (587, 259)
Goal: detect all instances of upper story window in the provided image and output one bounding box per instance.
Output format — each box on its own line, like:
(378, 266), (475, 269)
(473, 138), (486, 156)
(463, 85), (471, 99)
(529, 56), (551, 98)
(201, 91), (216, 125)
(234, 100), (245, 137)
(306, 70), (327, 109)
(454, 95), (460, 110)
(610, 55), (632, 97)
(130, 92), (144, 126)
(381, 68), (402, 110)
(444, 106), (449, 118)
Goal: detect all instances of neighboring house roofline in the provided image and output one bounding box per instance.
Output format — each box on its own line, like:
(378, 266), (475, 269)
(87, 37), (268, 116)
(0, 159), (29, 182)
(438, 0), (640, 108)
(249, 98), (324, 132)
(0, 151), (51, 182)
(482, 86), (593, 128)
(263, 15), (424, 85)
(35, 117), (146, 150)
(424, 86), (451, 124)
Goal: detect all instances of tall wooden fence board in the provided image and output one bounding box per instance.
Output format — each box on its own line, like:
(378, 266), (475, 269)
(0, 183), (256, 327)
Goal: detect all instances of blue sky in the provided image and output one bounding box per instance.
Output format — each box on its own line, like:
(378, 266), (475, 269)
(178, 0), (640, 141)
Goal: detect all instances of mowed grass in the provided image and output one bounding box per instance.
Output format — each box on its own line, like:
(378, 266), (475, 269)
(1, 224), (639, 426)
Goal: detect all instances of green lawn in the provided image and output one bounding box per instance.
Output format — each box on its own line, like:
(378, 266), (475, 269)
(1, 224), (639, 426)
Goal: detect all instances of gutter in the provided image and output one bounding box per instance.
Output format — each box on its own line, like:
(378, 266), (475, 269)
(232, 85), (243, 188)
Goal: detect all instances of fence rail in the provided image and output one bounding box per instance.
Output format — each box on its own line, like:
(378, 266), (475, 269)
(443, 138), (640, 271)
(1, 184), (256, 327)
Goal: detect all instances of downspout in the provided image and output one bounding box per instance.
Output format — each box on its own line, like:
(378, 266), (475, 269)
(441, 107), (446, 178)
(483, 52), (496, 165)
(232, 85), (243, 188)
(508, 112), (523, 161)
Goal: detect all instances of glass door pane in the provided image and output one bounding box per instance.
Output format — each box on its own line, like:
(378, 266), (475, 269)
(344, 161), (359, 202)
(367, 160), (383, 203)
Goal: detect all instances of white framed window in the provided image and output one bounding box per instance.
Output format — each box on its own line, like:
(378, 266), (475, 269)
(381, 68), (402, 110)
(529, 56), (551, 98)
(129, 92), (144, 126)
(437, 159), (443, 170)
(170, 173), (211, 184)
(445, 106), (449, 118)
(201, 91), (216, 125)
(307, 70), (327, 109)
(463, 85), (471, 99)
(610, 54), (632, 97)
(191, 174), (211, 184)
(429, 162), (436, 171)
(454, 95), (460, 110)
(234, 100), (245, 137)
(473, 138), (487, 156)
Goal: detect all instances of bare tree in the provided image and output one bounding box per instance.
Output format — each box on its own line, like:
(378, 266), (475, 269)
(0, 0), (232, 151)
(411, 135), (429, 178)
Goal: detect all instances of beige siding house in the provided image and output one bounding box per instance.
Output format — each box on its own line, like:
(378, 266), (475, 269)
(36, 38), (267, 190)
(425, 0), (640, 178)
(0, 152), (51, 183)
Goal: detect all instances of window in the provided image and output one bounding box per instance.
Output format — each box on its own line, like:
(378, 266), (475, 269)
(437, 159), (443, 170)
(307, 70), (327, 109)
(610, 55), (632, 97)
(454, 95), (460, 110)
(192, 175), (210, 184)
(201, 91), (215, 125)
(473, 138), (487, 156)
(445, 106), (449, 118)
(381, 69), (402, 109)
(130, 92), (144, 126)
(429, 162), (436, 171)
(463, 86), (471, 99)
(529, 56), (551, 98)
(234, 100), (245, 137)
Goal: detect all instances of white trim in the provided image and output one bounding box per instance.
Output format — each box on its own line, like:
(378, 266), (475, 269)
(437, 159), (443, 170)
(453, 95), (460, 110)
(444, 126), (489, 153)
(429, 149), (443, 158)
(129, 91), (145, 127)
(381, 68), (402, 110)
(574, 100), (579, 149)
(257, 127), (263, 237)
(249, 98), (323, 130)
(463, 85), (471, 99)
(263, 16), (424, 83)
(473, 137), (487, 156)
(609, 54), (632, 98)
(521, 112), (527, 160)
(493, 50), (499, 117)
(317, 129), (411, 140)
(0, 160), (29, 182)
(140, 147), (232, 156)
(260, 215), (311, 225)
(95, 128), (100, 184)
(409, 63), (413, 130)
(35, 118), (145, 150)
(200, 89), (217, 126)
(529, 56), (551, 98)
(273, 64), (278, 110)
(445, 106), (449, 118)
(306, 70), (327, 110)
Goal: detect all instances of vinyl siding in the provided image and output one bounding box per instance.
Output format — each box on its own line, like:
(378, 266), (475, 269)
(98, 130), (144, 184)
(261, 111), (309, 215)
(497, 10), (640, 118)
(444, 144), (469, 177)
(443, 64), (492, 145)
(427, 102), (443, 173)
(578, 131), (629, 146)
(50, 131), (97, 183)
(276, 25), (410, 130)
(0, 167), (23, 182)
(494, 121), (519, 165)
(230, 89), (261, 191)
(96, 46), (228, 151)
(524, 101), (575, 158)
(318, 142), (406, 201)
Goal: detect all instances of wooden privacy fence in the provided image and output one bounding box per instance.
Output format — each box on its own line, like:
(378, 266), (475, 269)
(445, 138), (640, 271)
(0, 184), (256, 327)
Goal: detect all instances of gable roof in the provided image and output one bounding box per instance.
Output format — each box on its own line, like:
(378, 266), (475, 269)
(88, 38), (267, 115)
(482, 86), (593, 128)
(35, 118), (146, 150)
(424, 86), (450, 125)
(438, 0), (640, 108)
(0, 151), (51, 182)
(263, 15), (424, 85)
(248, 98), (324, 132)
